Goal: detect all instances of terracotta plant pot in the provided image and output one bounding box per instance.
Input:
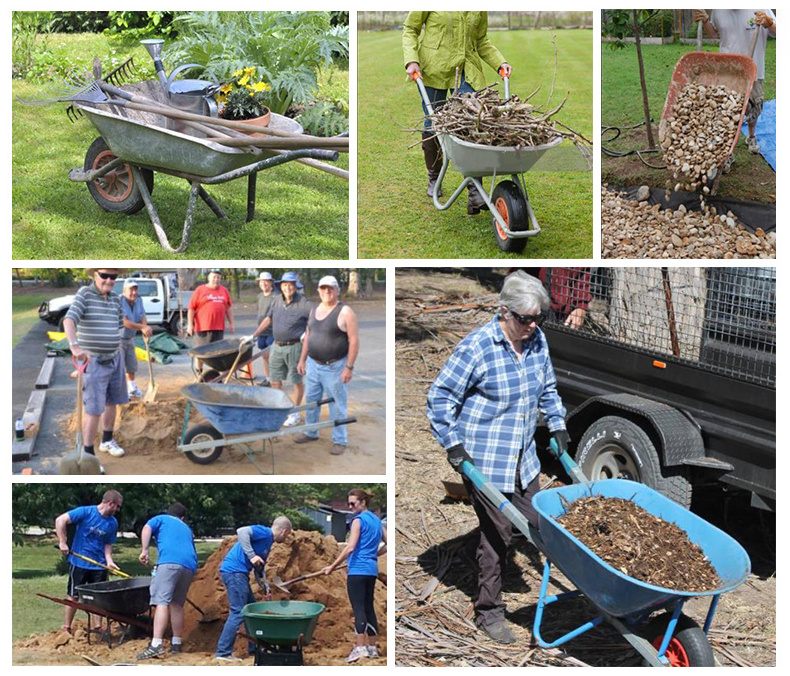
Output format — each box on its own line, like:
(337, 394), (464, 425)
(244, 108), (271, 136)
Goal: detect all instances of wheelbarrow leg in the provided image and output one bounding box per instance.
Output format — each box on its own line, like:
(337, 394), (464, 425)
(133, 167), (195, 254)
(246, 173), (257, 222)
(194, 184), (228, 220)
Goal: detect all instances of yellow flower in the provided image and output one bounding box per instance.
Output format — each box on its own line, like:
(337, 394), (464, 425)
(243, 66), (256, 77)
(237, 74), (250, 86)
(216, 92), (227, 103)
(232, 68), (244, 78)
(250, 81), (270, 92)
(220, 83), (233, 94)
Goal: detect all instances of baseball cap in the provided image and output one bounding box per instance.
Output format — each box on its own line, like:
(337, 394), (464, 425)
(208, 268), (222, 275)
(123, 279), (139, 289)
(318, 275), (339, 289)
(258, 272), (273, 281)
(280, 271), (298, 283)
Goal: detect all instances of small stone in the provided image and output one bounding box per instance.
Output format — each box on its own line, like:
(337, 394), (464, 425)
(636, 185), (650, 202)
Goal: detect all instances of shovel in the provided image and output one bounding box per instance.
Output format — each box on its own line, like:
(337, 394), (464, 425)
(60, 358), (102, 475)
(142, 334), (159, 403)
(272, 562), (348, 595)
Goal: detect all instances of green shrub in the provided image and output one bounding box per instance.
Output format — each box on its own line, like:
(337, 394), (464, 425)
(105, 11), (176, 39)
(165, 11), (348, 116)
(12, 12), (52, 79)
(49, 11), (110, 33)
(296, 99), (349, 137)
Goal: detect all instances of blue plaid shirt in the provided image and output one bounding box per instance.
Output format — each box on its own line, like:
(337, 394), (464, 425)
(426, 316), (567, 492)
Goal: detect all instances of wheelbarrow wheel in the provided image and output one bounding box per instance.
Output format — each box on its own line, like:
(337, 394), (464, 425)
(183, 424), (224, 465)
(575, 416), (692, 508)
(643, 613), (715, 667)
(198, 369), (222, 384)
(84, 137), (153, 215)
(492, 180), (529, 253)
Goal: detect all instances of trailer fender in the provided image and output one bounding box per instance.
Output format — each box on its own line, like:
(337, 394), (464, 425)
(566, 393), (704, 467)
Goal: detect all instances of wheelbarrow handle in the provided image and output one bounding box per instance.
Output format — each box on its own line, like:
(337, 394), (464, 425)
(412, 72), (436, 116)
(317, 397), (335, 407)
(499, 69), (510, 99)
(307, 149), (340, 162)
(549, 438), (589, 485)
(334, 417), (356, 427)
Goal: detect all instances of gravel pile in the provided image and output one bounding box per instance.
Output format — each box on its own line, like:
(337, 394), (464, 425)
(601, 185), (776, 259)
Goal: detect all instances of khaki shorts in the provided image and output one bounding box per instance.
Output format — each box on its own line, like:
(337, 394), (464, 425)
(746, 79), (764, 126)
(269, 342), (303, 384)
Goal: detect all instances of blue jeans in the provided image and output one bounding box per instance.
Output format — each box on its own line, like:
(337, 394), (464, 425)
(215, 571), (255, 657)
(421, 71), (474, 129)
(304, 356), (348, 445)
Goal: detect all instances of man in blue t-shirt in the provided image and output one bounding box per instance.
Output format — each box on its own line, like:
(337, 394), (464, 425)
(55, 489), (122, 634)
(137, 503), (198, 660)
(214, 516), (293, 662)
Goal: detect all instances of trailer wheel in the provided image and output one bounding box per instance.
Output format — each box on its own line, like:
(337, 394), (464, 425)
(576, 416), (692, 508)
(492, 180), (529, 253)
(168, 312), (184, 336)
(84, 137), (153, 215)
(644, 613), (715, 667)
(183, 424), (224, 465)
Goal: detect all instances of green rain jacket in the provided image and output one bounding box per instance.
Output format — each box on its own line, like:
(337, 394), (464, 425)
(402, 12), (506, 90)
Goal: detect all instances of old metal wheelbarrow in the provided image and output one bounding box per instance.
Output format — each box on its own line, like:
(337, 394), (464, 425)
(461, 444), (750, 666)
(178, 383), (355, 472)
(242, 600), (326, 665)
(189, 337), (256, 383)
(413, 71), (592, 253)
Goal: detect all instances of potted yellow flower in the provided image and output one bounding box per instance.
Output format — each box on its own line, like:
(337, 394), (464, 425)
(216, 66), (272, 129)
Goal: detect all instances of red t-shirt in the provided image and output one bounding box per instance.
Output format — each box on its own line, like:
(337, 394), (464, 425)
(189, 284), (232, 332)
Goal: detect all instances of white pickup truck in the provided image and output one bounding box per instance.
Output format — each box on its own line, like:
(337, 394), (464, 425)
(38, 273), (192, 335)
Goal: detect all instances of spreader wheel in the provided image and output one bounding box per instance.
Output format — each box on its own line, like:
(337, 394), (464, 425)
(644, 613), (715, 667)
(492, 180), (529, 253)
(183, 424), (224, 465)
(84, 137), (153, 214)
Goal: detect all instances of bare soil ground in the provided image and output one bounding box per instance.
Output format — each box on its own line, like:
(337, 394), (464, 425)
(394, 269), (775, 667)
(13, 530), (387, 666)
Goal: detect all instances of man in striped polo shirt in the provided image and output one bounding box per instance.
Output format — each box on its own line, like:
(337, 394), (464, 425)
(63, 268), (128, 460)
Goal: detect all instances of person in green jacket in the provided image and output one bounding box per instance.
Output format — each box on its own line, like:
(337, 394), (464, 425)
(403, 12), (511, 214)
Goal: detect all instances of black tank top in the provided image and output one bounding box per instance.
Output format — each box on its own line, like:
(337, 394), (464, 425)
(307, 302), (349, 363)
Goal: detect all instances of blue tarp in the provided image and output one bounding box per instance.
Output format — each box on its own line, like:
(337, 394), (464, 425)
(742, 99), (776, 172)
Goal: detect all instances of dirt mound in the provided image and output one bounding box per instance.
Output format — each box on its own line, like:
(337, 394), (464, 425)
(15, 530), (386, 666)
(62, 398), (189, 456)
(183, 529), (387, 663)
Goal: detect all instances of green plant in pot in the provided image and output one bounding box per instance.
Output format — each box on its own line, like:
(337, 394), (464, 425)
(216, 66), (272, 127)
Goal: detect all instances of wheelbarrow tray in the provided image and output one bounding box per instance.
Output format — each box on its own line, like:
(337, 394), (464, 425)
(659, 52), (757, 160)
(75, 576), (152, 616)
(77, 81), (304, 177)
(533, 479), (750, 619)
(188, 338), (253, 372)
(181, 383), (295, 435)
(443, 133), (564, 177)
(242, 601), (325, 646)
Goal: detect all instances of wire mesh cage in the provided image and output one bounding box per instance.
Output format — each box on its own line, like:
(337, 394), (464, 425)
(541, 267), (775, 388)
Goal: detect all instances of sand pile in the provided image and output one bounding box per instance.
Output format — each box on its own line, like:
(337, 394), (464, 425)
(15, 530), (386, 666)
(62, 398), (190, 456)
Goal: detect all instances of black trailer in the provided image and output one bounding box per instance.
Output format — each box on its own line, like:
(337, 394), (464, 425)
(540, 267), (775, 511)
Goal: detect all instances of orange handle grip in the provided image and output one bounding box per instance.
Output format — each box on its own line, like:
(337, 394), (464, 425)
(411, 70), (422, 82)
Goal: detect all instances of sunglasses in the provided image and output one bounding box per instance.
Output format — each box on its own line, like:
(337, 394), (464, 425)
(96, 272), (118, 280)
(348, 501), (359, 508)
(507, 308), (546, 326)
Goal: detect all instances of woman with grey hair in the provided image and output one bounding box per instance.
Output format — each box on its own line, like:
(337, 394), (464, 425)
(426, 270), (569, 645)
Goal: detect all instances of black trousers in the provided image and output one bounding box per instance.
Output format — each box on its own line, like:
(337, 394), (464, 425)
(462, 473), (541, 628)
(347, 574), (377, 636)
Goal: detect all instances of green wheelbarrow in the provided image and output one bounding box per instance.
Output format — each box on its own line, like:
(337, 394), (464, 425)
(242, 600), (325, 665)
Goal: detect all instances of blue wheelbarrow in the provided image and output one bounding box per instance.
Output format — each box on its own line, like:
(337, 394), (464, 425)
(177, 383), (355, 472)
(462, 444), (750, 666)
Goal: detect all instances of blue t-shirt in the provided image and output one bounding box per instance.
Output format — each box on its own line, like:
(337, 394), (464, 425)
(347, 511), (382, 576)
(220, 525), (273, 574)
(146, 514), (198, 572)
(67, 506), (118, 570)
(121, 295), (145, 340)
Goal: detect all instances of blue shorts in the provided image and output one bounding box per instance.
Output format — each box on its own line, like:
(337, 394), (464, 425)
(257, 333), (274, 351)
(83, 352), (129, 416)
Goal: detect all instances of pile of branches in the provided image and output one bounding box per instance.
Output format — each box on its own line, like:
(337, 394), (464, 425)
(425, 83), (591, 151)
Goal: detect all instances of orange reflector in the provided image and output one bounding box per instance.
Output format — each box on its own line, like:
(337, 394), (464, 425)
(652, 360), (667, 369)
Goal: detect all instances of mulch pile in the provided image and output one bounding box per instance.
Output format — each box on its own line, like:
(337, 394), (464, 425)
(557, 496), (721, 591)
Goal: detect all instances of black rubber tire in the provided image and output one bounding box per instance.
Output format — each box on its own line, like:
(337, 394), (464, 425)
(197, 368), (222, 384)
(642, 613), (715, 667)
(575, 415), (692, 508)
(183, 424), (224, 465)
(168, 312), (184, 336)
(84, 137), (153, 215)
(491, 180), (529, 253)
(56, 313), (67, 332)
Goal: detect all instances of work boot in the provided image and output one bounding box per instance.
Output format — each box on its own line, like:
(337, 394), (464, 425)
(330, 443), (347, 456)
(467, 182), (489, 215)
(293, 433), (319, 444)
(421, 132), (443, 198)
(481, 622), (516, 645)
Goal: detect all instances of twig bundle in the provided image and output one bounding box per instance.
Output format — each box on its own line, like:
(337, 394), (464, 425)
(425, 84), (591, 151)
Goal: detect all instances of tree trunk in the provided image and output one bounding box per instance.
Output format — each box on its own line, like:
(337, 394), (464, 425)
(231, 269), (240, 300)
(365, 271), (374, 297)
(633, 10), (655, 149)
(178, 268), (201, 291)
(347, 270), (360, 297)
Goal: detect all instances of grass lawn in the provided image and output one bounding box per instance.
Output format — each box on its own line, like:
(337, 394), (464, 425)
(12, 289), (60, 347)
(12, 536), (220, 640)
(12, 34), (349, 260)
(601, 40), (776, 203)
(357, 29), (593, 260)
